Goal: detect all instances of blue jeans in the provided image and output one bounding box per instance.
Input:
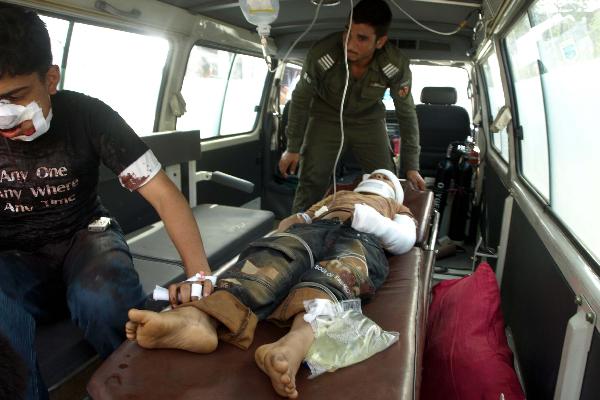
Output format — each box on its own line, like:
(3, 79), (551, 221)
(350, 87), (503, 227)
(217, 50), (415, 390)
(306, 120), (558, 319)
(0, 223), (145, 400)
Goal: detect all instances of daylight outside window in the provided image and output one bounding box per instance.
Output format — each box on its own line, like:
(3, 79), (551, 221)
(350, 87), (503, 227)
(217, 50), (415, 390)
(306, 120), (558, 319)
(523, 0), (600, 262)
(63, 24), (169, 136)
(178, 46), (268, 139)
(505, 14), (550, 200)
(481, 51), (510, 162)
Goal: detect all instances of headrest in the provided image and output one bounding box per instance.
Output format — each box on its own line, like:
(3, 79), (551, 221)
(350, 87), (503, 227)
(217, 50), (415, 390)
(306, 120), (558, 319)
(420, 87), (457, 105)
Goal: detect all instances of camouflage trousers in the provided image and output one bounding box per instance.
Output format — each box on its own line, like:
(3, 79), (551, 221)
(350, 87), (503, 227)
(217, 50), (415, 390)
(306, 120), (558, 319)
(187, 220), (388, 349)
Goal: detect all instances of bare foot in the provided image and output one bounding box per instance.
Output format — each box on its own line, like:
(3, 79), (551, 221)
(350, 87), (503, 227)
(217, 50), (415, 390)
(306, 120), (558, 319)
(255, 314), (314, 398)
(126, 306), (218, 353)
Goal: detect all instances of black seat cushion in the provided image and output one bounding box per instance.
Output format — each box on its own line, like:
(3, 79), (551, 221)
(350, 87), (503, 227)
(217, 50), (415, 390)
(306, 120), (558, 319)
(416, 87), (470, 177)
(127, 204), (274, 267)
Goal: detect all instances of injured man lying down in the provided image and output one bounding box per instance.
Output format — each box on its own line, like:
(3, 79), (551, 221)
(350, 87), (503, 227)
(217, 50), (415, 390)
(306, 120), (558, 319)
(126, 169), (417, 398)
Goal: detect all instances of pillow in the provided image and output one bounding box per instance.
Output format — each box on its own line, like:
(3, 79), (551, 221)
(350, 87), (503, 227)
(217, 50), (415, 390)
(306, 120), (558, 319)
(421, 262), (525, 400)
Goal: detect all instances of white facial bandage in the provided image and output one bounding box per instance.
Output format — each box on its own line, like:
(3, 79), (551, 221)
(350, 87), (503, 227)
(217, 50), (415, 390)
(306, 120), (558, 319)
(0, 101), (52, 141)
(363, 169), (404, 204)
(354, 178), (395, 200)
(351, 203), (416, 255)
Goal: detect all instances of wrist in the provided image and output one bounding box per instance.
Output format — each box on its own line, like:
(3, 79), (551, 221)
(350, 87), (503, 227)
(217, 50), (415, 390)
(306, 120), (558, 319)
(296, 212), (312, 224)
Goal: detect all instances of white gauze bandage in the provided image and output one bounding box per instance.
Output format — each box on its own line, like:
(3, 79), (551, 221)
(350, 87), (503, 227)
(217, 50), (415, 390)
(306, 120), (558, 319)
(152, 273), (217, 301)
(351, 203), (416, 255)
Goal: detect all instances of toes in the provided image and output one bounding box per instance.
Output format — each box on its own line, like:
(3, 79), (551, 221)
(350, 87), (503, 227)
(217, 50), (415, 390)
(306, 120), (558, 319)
(125, 321), (138, 340)
(128, 308), (154, 324)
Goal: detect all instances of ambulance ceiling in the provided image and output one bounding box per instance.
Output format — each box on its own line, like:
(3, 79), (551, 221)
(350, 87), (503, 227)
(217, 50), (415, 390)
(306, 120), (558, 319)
(158, 0), (484, 61)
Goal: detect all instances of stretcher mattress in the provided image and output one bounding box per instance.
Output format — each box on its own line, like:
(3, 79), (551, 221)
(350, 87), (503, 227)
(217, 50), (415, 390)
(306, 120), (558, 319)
(88, 247), (433, 399)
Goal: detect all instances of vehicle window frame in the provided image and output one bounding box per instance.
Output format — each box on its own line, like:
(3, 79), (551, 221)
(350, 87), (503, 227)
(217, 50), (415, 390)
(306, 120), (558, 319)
(497, 2), (600, 270)
(478, 47), (510, 164)
(39, 10), (173, 135)
(178, 41), (271, 142)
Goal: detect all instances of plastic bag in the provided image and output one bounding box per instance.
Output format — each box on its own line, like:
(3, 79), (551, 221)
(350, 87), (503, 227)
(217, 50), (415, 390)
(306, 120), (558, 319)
(303, 298), (399, 378)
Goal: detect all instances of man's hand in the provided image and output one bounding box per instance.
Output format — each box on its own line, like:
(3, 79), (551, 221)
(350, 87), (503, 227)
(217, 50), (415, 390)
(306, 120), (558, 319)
(167, 278), (214, 307)
(406, 170), (426, 190)
(278, 151), (300, 177)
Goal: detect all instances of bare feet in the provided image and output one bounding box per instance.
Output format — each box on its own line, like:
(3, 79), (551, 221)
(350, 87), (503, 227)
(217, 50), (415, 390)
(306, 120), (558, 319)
(126, 306), (218, 353)
(255, 314), (314, 398)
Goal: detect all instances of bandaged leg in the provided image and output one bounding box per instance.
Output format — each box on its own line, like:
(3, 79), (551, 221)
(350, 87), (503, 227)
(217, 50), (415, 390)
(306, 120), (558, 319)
(302, 298), (399, 378)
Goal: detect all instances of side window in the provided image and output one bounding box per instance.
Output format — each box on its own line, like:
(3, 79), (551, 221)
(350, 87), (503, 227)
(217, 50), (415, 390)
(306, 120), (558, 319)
(40, 15), (69, 72)
(481, 51), (510, 162)
(505, 14), (550, 200)
(177, 45), (268, 139)
(504, 0), (600, 262)
(279, 63), (302, 113)
(40, 15), (170, 136)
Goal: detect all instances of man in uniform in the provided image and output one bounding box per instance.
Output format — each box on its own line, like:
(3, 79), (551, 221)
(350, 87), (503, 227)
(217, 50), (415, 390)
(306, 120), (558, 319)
(279, 0), (426, 213)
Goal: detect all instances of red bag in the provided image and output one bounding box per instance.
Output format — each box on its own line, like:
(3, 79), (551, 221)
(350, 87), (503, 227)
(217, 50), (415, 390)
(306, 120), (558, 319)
(421, 262), (526, 400)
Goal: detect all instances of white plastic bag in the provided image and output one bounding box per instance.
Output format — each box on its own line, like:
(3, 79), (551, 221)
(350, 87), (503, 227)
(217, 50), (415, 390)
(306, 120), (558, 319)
(303, 299), (399, 378)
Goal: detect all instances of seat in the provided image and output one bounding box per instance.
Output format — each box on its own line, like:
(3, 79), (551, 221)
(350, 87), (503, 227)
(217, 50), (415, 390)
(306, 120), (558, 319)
(87, 186), (437, 400)
(416, 87), (471, 177)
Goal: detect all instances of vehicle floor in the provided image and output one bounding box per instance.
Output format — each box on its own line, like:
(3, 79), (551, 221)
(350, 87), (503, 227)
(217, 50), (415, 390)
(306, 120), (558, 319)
(433, 241), (476, 285)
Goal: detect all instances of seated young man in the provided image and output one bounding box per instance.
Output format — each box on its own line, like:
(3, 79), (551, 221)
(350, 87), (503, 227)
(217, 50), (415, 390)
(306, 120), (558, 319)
(127, 169), (417, 399)
(0, 5), (212, 399)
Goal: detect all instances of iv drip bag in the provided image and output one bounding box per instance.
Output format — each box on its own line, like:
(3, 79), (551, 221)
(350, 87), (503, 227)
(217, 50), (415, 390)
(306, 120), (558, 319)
(239, 0), (279, 36)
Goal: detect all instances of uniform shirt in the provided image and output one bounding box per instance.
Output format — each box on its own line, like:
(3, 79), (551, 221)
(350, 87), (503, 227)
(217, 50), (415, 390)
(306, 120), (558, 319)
(0, 91), (161, 251)
(286, 32), (421, 171)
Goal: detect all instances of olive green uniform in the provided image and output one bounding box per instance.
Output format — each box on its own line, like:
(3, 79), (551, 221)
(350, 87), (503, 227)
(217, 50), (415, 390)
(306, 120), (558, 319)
(287, 32), (420, 213)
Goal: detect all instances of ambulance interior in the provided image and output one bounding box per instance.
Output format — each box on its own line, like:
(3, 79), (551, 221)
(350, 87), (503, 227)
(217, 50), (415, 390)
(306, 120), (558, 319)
(2, 0), (599, 399)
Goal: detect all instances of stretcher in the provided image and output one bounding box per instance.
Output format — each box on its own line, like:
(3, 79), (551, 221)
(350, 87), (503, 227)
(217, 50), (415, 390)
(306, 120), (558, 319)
(87, 184), (436, 399)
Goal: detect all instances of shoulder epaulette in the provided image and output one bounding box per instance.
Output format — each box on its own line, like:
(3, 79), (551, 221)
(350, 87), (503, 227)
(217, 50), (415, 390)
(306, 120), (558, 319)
(382, 63), (400, 79)
(317, 53), (335, 72)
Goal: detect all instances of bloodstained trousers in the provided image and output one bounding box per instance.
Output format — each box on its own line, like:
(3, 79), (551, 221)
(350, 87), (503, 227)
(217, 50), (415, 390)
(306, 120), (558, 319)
(187, 220), (389, 349)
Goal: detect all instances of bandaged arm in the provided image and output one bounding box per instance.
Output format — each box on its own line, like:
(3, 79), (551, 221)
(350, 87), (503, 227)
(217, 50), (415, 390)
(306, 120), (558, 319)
(351, 203), (416, 255)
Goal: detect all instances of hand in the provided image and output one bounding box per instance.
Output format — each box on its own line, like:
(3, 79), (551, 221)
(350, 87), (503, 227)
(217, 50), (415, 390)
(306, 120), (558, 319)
(406, 170), (426, 191)
(167, 277), (214, 307)
(278, 151), (300, 177)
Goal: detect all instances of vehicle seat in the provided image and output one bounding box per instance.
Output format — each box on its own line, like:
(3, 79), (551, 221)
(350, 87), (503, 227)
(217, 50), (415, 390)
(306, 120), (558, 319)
(416, 87), (471, 177)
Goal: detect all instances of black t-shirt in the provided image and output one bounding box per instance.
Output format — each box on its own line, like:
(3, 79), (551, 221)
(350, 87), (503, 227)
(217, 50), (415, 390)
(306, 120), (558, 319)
(0, 91), (150, 251)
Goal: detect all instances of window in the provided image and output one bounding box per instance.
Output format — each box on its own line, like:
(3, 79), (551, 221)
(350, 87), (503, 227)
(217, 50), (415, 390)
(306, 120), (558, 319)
(63, 24), (169, 135)
(177, 45), (268, 139)
(279, 63), (302, 113)
(383, 64), (472, 121)
(504, 0), (600, 262)
(40, 15), (69, 72)
(40, 15), (170, 136)
(481, 51), (510, 162)
(505, 15), (550, 199)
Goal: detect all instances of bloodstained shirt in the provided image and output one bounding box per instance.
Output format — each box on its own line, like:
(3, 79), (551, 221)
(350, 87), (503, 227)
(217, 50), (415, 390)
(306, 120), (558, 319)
(0, 90), (160, 251)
